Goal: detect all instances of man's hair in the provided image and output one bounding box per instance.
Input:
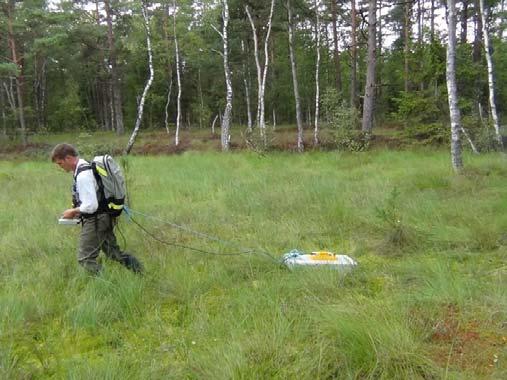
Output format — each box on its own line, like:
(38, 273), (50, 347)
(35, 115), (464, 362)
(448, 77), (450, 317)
(51, 143), (78, 162)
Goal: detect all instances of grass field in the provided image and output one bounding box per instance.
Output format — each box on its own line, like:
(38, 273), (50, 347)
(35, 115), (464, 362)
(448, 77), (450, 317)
(1, 145), (506, 379)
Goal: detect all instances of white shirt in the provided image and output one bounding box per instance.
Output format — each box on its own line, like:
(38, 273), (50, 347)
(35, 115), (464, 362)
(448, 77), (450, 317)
(74, 159), (99, 214)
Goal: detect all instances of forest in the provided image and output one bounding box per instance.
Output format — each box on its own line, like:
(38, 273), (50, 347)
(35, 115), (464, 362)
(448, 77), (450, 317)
(1, 0), (506, 166)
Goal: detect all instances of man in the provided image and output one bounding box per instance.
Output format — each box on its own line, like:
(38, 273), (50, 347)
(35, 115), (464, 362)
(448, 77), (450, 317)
(51, 143), (142, 274)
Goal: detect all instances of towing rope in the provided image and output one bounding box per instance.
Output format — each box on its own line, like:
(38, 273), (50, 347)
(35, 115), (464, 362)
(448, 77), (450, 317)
(123, 206), (279, 262)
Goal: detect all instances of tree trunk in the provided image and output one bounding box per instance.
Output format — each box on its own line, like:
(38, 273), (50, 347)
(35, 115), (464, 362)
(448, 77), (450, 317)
(220, 0), (233, 151)
(245, 6), (262, 131)
(431, 0), (435, 41)
(350, 0), (357, 109)
(461, 0), (468, 44)
(126, 1), (155, 155)
(404, 1), (412, 93)
(479, 0), (503, 148)
(241, 40), (253, 132)
(104, 0), (124, 135)
(314, 0), (321, 147)
(361, 0), (377, 135)
(287, 0), (304, 152)
(472, 0), (483, 62)
(173, 0), (182, 146)
(330, 0), (342, 93)
(0, 84), (6, 138)
(5, 0), (27, 146)
(245, 1), (275, 146)
(446, 0), (464, 172)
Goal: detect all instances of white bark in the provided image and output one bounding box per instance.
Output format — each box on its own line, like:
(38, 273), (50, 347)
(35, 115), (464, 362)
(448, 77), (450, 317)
(241, 40), (253, 132)
(446, 0), (463, 172)
(164, 77), (173, 134)
(361, 0), (377, 135)
(350, 0), (357, 109)
(313, 0), (321, 147)
(461, 126), (479, 154)
(219, 0), (232, 151)
(245, 0), (275, 146)
(479, 0), (503, 149)
(173, 0), (182, 146)
(287, 0), (304, 152)
(125, 2), (155, 155)
(245, 6), (262, 130)
(211, 114), (218, 135)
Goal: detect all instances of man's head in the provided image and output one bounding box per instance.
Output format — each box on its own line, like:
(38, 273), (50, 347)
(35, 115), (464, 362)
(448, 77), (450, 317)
(51, 143), (79, 172)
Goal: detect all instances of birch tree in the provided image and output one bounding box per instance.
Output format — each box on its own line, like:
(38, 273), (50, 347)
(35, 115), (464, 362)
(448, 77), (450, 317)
(214, 0), (232, 151)
(313, 0), (321, 146)
(173, 0), (182, 146)
(350, 0), (358, 109)
(3, 0), (27, 146)
(361, 0), (377, 135)
(330, 0), (342, 93)
(104, 0), (124, 135)
(479, 0), (503, 149)
(125, 1), (155, 154)
(446, 0), (463, 171)
(241, 40), (253, 132)
(245, 0), (275, 146)
(287, 0), (304, 152)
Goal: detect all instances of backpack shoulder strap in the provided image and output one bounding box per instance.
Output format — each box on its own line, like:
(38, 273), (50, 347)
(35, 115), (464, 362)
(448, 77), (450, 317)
(74, 162), (92, 180)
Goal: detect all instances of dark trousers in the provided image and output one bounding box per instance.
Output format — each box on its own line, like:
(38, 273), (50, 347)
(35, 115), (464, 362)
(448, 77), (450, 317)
(78, 213), (142, 273)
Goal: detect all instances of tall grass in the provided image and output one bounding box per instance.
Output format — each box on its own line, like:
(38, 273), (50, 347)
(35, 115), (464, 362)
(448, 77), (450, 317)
(0, 149), (506, 378)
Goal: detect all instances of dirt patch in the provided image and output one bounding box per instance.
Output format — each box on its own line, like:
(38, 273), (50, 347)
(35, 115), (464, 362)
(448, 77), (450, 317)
(429, 304), (505, 375)
(135, 139), (192, 155)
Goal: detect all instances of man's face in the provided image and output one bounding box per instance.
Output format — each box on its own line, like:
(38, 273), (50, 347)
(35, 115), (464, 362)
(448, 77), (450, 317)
(54, 156), (76, 173)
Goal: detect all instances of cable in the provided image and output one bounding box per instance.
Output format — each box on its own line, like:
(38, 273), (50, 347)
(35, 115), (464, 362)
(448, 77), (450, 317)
(125, 206), (279, 262)
(129, 216), (249, 257)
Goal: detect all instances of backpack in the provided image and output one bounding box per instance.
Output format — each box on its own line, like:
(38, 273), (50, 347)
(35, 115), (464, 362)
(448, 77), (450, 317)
(90, 155), (127, 217)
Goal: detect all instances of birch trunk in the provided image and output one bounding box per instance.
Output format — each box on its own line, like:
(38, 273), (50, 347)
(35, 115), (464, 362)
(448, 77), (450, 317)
(361, 0), (377, 135)
(211, 114), (218, 135)
(173, 0), (182, 146)
(287, 0), (304, 152)
(5, 1), (27, 145)
(446, 0), (464, 172)
(313, 0), (321, 147)
(164, 78), (173, 134)
(104, 0), (124, 135)
(220, 0), (232, 151)
(330, 0), (342, 93)
(404, 2), (411, 93)
(125, 2), (155, 155)
(245, 6), (262, 130)
(350, 0), (357, 109)
(241, 40), (253, 132)
(479, 0), (503, 149)
(246, 0), (275, 146)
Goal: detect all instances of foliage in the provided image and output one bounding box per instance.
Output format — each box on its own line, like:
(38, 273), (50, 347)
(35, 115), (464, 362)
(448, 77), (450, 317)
(392, 91), (443, 124)
(321, 88), (366, 151)
(404, 123), (449, 145)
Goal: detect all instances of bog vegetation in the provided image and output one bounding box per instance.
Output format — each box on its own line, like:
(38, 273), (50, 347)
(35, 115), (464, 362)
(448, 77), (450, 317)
(0, 142), (506, 378)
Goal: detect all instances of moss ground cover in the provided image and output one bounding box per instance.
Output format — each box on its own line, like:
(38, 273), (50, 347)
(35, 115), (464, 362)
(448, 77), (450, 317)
(0, 149), (506, 379)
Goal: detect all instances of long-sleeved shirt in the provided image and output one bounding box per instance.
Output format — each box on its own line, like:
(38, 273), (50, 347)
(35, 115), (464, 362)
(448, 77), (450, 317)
(74, 158), (99, 214)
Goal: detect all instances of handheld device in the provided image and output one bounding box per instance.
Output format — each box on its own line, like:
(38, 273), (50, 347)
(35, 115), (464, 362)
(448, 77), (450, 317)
(58, 218), (80, 225)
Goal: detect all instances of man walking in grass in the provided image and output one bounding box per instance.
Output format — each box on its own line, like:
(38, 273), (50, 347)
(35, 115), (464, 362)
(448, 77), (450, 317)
(51, 143), (142, 274)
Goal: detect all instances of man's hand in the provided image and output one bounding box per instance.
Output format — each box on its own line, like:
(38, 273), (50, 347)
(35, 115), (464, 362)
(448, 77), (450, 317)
(62, 208), (80, 219)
